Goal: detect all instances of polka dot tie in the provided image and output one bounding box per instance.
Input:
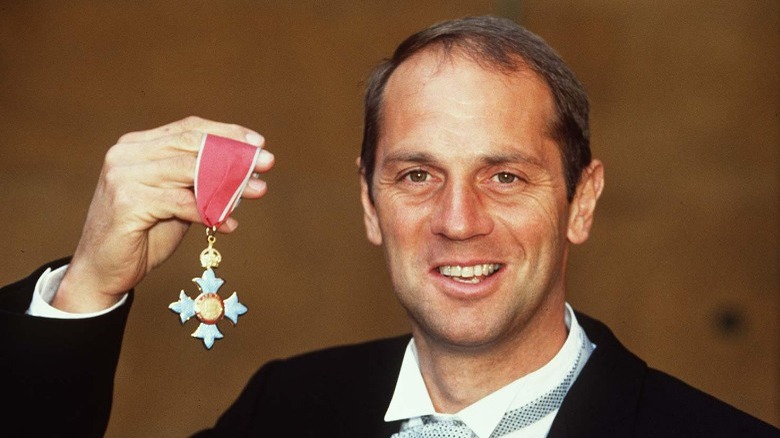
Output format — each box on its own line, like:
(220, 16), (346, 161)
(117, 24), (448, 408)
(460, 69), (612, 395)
(393, 330), (594, 438)
(393, 417), (477, 438)
(489, 332), (593, 437)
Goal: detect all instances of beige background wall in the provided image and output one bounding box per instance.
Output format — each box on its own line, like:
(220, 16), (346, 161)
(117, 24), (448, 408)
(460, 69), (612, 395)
(0, 1), (776, 435)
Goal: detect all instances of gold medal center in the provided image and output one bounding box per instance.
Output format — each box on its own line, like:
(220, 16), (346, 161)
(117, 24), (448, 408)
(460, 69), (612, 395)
(194, 293), (225, 324)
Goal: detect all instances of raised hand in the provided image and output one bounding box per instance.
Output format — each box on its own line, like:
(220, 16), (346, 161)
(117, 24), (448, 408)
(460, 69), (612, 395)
(54, 116), (274, 312)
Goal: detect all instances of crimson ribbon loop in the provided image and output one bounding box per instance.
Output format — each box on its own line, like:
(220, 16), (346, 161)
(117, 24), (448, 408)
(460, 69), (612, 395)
(194, 134), (261, 228)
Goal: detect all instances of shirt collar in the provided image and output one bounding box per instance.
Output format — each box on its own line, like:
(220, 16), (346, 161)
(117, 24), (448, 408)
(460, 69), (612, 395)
(384, 303), (588, 438)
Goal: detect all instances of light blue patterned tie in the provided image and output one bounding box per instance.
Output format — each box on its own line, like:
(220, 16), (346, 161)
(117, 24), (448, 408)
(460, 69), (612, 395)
(392, 417), (477, 438)
(489, 330), (593, 437)
(394, 330), (594, 438)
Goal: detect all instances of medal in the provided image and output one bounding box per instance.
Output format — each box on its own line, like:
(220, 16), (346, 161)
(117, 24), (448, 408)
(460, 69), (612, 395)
(168, 133), (260, 349)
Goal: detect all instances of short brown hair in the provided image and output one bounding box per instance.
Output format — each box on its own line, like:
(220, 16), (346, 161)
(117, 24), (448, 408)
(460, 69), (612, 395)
(360, 15), (590, 202)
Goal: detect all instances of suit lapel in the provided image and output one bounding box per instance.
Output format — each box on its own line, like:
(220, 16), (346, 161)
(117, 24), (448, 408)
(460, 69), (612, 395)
(327, 335), (409, 437)
(548, 313), (647, 437)
(358, 315), (648, 437)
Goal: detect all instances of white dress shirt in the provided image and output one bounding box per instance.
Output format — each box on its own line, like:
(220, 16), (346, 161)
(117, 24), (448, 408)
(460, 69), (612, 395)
(26, 264), (127, 318)
(385, 304), (594, 438)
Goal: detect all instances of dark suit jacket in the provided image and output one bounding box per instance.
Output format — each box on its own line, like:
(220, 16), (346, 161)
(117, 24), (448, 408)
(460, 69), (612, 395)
(2, 260), (777, 437)
(1, 259), (131, 438)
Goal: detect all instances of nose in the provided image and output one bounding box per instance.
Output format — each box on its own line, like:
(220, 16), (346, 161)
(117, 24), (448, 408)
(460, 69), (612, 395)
(430, 180), (494, 241)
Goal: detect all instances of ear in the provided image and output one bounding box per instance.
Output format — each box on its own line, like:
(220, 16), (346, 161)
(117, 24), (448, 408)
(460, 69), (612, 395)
(358, 158), (383, 245)
(567, 160), (605, 244)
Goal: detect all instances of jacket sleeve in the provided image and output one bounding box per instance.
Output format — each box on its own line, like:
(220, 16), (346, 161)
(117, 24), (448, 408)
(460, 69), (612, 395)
(0, 259), (133, 438)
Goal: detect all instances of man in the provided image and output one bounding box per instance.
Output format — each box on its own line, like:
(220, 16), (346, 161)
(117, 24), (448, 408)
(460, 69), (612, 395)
(1, 15), (776, 437)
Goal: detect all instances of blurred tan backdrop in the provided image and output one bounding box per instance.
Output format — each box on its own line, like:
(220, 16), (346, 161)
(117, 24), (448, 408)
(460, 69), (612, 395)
(1, 1), (777, 435)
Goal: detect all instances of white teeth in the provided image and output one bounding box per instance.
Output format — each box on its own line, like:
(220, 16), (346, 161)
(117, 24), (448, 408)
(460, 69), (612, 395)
(438, 263), (500, 279)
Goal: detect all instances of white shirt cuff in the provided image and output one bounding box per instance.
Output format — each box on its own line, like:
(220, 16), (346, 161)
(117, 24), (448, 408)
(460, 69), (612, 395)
(26, 264), (128, 319)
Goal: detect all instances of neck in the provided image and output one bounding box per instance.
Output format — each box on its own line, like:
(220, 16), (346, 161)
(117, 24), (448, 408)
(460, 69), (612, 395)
(413, 299), (568, 413)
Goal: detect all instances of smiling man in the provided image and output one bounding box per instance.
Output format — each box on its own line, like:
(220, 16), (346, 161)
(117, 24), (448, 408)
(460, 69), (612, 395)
(361, 34), (602, 418)
(357, 27), (603, 434)
(1, 15), (776, 438)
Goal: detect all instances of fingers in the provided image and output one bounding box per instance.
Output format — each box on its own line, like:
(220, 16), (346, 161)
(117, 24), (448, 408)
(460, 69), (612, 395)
(101, 160), (269, 226)
(141, 187), (241, 235)
(247, 149), (275, 193)
(97, 116), (274, 232)
(106, 130), (205, 165)
(144, 187), (241, 234)
(106, 140), (274, 194)
(119, 155), (198, 188)
(99, 168), (250, 235)
(218, 217), (239, 233)
(144, 186), (202, 224)
(103, 159), (270, 219)
(244, 177), (268, 198)
(117, 115), (264, 147)
(103, 116), (274, 191)
(107, 129), (270, 166)
(255, 148), (275, 172)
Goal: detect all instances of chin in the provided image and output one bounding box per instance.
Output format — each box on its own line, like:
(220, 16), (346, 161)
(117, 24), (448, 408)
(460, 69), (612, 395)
(415, 316), (510, 352)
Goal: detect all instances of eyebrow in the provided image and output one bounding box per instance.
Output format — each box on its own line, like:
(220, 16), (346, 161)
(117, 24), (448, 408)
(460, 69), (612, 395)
(479, 151), (545, 168)
(381, 151), (437, 166)
(381, 149), (546, 169)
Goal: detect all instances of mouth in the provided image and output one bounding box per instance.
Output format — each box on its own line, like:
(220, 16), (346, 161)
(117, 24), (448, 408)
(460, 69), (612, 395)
(437, 263), (503, 284)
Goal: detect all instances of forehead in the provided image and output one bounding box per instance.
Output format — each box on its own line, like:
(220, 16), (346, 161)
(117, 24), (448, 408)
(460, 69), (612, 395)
(378, 49), (558, 163)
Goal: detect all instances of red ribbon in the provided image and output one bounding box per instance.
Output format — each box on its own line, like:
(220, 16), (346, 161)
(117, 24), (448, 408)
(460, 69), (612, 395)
(194, 134), (261, 228)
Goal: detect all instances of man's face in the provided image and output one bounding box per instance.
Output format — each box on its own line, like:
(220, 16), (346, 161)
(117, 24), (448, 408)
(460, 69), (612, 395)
(361, 50), (601, 351)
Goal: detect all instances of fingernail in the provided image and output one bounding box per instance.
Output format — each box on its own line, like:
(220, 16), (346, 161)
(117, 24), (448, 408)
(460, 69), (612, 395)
(257, 150), (274, 166)
(248, 178), (266, 191)
(245, 132), (264, 146)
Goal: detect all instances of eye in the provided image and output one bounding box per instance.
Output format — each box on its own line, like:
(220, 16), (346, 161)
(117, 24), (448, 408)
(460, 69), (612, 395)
(404, 169), (429, 183)
(493, 172), (518, 184)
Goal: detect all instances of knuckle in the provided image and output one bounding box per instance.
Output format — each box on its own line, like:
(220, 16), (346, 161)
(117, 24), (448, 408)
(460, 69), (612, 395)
(182, 115), (203, 129)
(103, 144), (125, 168)
(102, 165), (125, 187)
(178, 130), (202, 146)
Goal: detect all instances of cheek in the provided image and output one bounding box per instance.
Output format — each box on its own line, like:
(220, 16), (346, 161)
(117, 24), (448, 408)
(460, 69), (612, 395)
(376, 202), (430, 262)
(493, 198), (567, 249)
(377, 193), (430, 237)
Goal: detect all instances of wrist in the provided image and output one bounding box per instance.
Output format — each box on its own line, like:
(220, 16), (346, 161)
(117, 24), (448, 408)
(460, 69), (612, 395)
(53, 262), (123, 313)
